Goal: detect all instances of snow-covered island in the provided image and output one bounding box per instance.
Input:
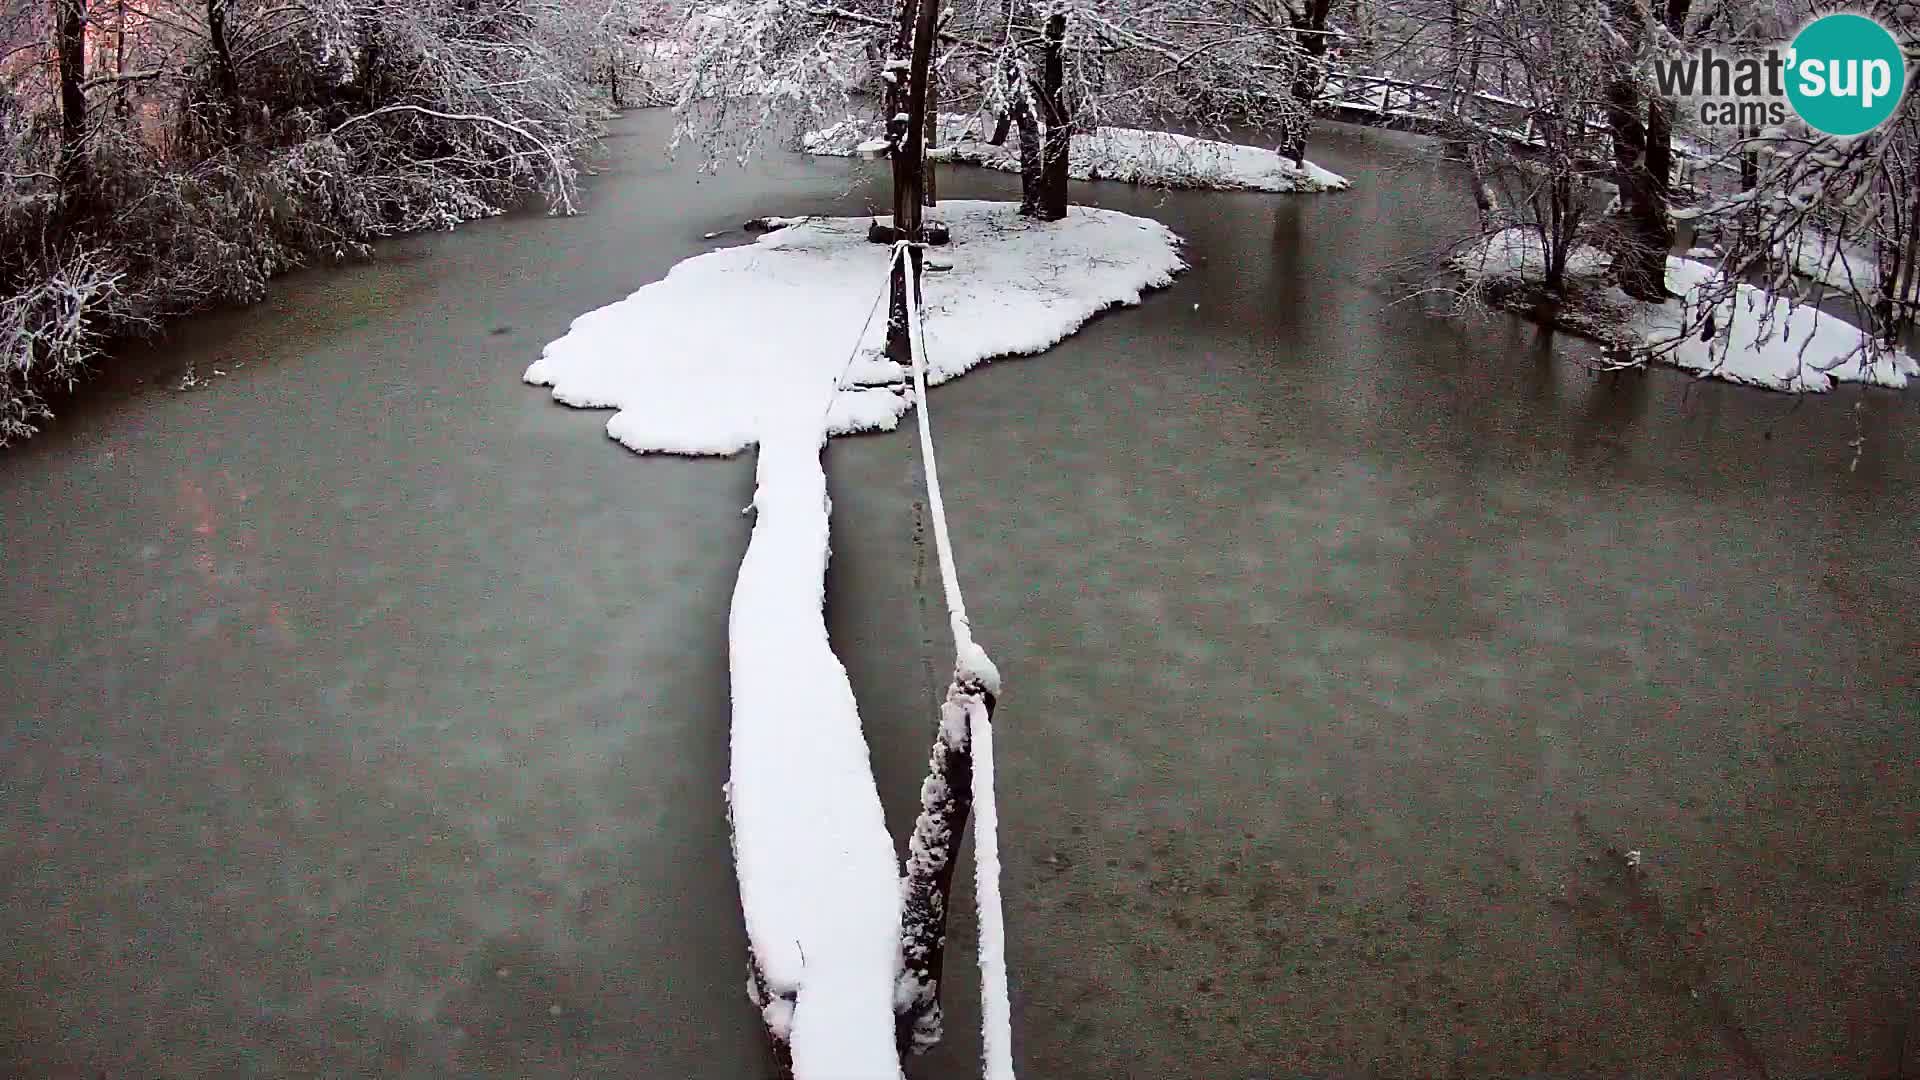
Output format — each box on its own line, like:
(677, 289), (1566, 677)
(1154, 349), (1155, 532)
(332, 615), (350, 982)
(526, 201), (1181, 1077)
(803, 114), (1351, 193)
(1451, 228), (1919, 394)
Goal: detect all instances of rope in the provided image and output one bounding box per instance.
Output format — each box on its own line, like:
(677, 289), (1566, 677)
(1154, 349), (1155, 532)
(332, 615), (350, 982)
(968, 697), (1013, 1080)
(898, 241), (1014, 1080)
(897, 241), (975, 657)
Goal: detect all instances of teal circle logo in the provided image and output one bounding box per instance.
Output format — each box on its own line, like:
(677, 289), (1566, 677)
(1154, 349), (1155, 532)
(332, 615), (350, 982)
(1786, 14), (1908, 136)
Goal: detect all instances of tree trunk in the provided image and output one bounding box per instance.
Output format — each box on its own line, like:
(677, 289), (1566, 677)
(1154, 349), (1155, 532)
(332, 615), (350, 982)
(609, 53), (623, 109)
(208, 0), (242, 108)
(884, 0), (917, 365)
(1037, 13), (1068, 221)
(1603, 0), (1668, 301)
(55, 0), (87, 198)
(1646, 98), (1673, 207)
(885, 0), (940, 365)
(1006, 53), (1042, 215)
(1279, 0), (1333, 166)
(1648, 0), (1691, 194)
(115, 0), (131, 119)
(1887, 180), (1920, 346)
(1642, 0), (1690, 256)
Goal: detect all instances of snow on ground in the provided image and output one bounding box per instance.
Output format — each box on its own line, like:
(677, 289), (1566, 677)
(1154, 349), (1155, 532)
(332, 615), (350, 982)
(1775, 227), (1880, 293)
(803, 114), (1349, 192)
(1449, 227), (1612, 286)
(525, 200), (1182, 1077)
(1453, 227), (1917, 393)
(1642, 256), (1917, 392)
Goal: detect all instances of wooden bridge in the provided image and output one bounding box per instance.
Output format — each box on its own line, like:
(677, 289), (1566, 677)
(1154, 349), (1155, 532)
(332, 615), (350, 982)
(1320, 67), (1741, 187)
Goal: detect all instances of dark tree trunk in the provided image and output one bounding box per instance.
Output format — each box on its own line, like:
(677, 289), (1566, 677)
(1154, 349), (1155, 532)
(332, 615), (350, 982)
(1643, 0), (1691, 247)
(1006, 52), (1042, 216)
(1279, 0), (1333, 166)
(1036, 13), (1068, 221)
(609, 54), (623, 108)
(1646, 97), (1674, 207)
(1603, 0), (1668, 301)
(55, 0), (87, 196)
(884, 0), (917, 365)
(885, 0), (940, 364)
(1740, 126), (1758, 191)
(208, 0), (243, 108)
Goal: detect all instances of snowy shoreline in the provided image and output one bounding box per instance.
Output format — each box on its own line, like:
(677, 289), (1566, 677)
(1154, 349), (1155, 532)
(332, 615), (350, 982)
(1451, 228), (1918, 394)
(526, 200), (1183, 1076)
(804, 114), (1351, 193)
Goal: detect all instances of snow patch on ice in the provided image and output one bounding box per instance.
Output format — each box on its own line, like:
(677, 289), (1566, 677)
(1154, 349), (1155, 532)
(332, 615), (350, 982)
(805, 114), (1350, 192)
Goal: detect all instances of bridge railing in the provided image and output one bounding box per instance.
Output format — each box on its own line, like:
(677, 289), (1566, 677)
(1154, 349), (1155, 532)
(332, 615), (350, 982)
(1319, 66), (1745, 185)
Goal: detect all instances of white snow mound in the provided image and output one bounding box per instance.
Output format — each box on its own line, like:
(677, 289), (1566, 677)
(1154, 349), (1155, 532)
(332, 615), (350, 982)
(528, 200), (1185, 453)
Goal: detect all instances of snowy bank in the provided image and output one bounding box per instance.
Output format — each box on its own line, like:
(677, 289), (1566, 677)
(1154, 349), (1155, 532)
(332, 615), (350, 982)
(1641, 257), (1917, 393)
(1452, 228), (1917, 393)
(526, 200), (1182, 1076)
(804, 114), (1350, 193)
(1775, 227), (1880, 293)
